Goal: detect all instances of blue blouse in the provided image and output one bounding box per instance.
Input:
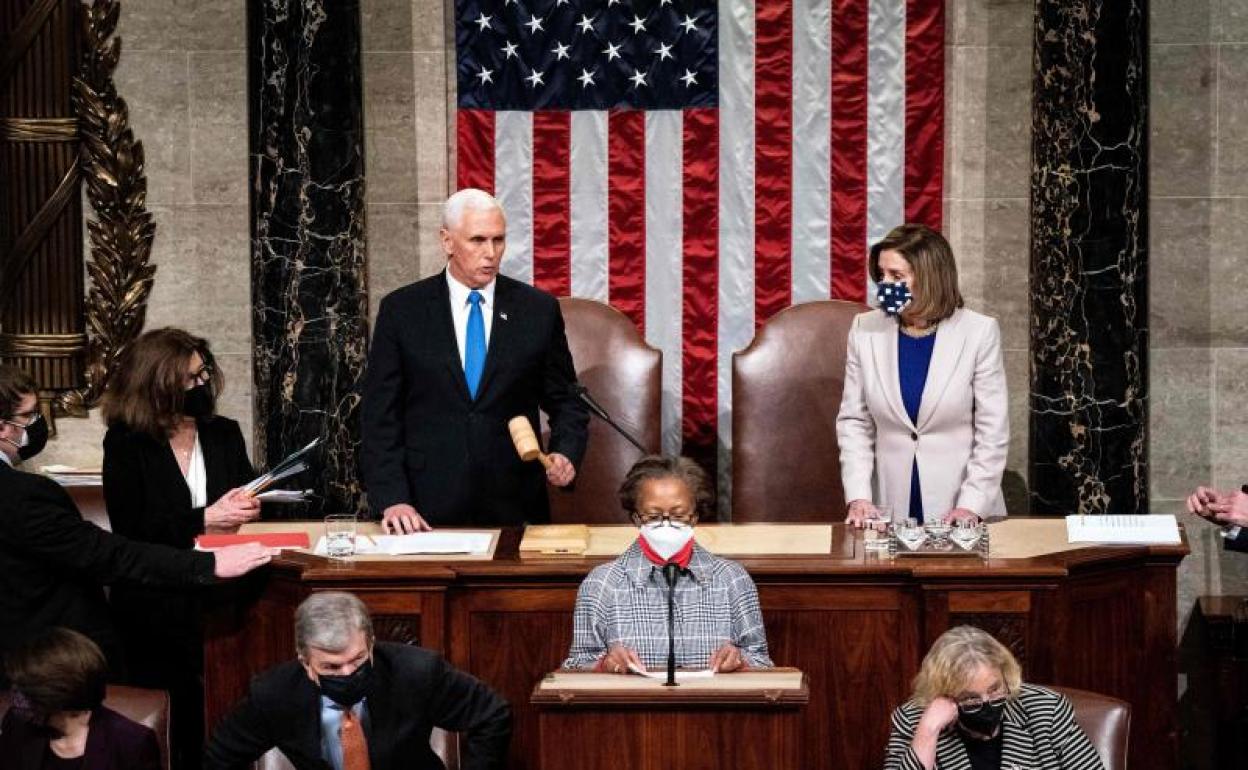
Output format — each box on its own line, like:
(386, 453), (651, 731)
(898, 330), (936, 519)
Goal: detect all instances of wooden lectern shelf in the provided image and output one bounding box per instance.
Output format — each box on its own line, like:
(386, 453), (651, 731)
(532, 668), (809, 706)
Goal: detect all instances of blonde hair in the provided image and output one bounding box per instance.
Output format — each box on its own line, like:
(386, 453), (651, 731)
(869, 223), (964, 325)
(910, 626), (1022, 707)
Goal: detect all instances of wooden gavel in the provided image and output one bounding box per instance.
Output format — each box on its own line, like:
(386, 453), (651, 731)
(507, 416), (553, 469)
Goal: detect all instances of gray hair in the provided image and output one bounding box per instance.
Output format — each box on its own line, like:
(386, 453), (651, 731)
(442, 187), (503, 230)
(294, 592), (374, 657)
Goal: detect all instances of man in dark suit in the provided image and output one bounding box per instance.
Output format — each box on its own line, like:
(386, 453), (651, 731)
(0, 364), (273, 674)
(1187, 483), (1248, 552)
(204, 591), (510, 770)
(361, 188), (589, 531)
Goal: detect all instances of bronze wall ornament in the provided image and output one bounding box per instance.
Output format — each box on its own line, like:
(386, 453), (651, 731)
(54, 0), (157, 417)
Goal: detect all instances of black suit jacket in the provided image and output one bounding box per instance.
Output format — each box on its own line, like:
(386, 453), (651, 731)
(102, 417), (256, 680)
(203, 642), (510, 770)
(103, 416), (256, 549)
(360, 272), (589, 525)
(0, 705), (161, 770)
(0, 460), (216, 672)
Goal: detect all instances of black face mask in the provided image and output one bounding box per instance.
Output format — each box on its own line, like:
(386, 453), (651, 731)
(18, 415), (49, 461)
(317, 660), (375, 708)
(182, 384), (215, 419)
(958, 697), (1007, 736)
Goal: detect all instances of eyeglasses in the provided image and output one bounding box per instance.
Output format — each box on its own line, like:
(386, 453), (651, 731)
(955, 693), (1008, 713)
(2, 411), (41, 429)
(187, 365), (214, 386)
(633, 509), (696, 526)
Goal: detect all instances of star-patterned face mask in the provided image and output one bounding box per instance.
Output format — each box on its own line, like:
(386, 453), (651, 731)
(875, 280), (912, 317)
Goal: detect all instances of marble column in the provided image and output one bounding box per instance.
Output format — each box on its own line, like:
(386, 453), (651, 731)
(249, 0), (369, 517)
(1029, 0), (1148, 515)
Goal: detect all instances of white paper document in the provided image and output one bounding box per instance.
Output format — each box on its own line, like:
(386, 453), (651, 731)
(627, 662), (716, 681)
(314, 532), (493, 556)
(1065, 514), (1181, 545)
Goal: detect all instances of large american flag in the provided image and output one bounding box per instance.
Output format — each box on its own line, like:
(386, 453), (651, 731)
(455, 0), (944, 505)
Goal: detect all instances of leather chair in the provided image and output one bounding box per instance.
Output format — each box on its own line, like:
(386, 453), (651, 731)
(543, 297), (661, 524)
(1048, 685), (1130, 770)
(0, 685), (172, 770)
(68, 484), (110, 531)
(254, 728), (459, 770)
(731, 300), (868, 522)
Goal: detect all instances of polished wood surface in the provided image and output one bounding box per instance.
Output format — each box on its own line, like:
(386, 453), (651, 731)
(532, 670), (808, 770)
(203, 524), (1187, 770)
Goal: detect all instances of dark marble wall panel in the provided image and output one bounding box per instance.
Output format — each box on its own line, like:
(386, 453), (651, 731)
(1029, 0), (1149, 514)
(249, 0), (369, 517)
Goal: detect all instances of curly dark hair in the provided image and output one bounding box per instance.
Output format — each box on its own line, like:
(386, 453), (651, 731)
(100, 327), (223, 438)
(617, 455), (715, 520)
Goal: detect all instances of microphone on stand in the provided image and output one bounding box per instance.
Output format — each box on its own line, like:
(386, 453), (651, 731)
(662, 562), (682, 687)
(571, 383), (650, 456)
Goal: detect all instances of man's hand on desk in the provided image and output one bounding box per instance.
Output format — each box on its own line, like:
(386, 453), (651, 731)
(708, 643), (745, 673)
(546, 453), (576, 487)
(845, 499), (878, 528)
(213, 543), (277, 578)
(382, 503), (433, 534)
(942, 508), (980, 526)
(600, 644), (643, 674)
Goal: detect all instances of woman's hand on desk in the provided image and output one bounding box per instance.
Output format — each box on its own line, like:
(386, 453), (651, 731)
(205, 487), (261, 532)
(845, 500), (878, 528)
(708, 644), (746, 673)
(600, 645), (643, 674)
(941, 508), (979, 526)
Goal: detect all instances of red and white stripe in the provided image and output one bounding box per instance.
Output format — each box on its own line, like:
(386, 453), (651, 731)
(455, 0), (944, 511)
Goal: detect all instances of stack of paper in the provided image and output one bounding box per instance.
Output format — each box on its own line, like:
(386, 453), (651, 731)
(255, 489), (313, 504)
(314, 531), (494, 556)
(42, 465), (103, 486)
(1065, 514), (1181, 545)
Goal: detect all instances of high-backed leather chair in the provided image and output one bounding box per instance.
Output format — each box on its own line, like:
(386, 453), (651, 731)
(543, 297), (661, 524)
(68, 484), (110, 531)
(0, 685), (171, 770)
(1048, 685), (1131, 770)
(254, 728), (458, 770)
(731, 300), (868, 522)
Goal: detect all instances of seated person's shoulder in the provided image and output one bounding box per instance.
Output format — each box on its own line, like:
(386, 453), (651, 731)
(889, 699), (924, 729)
(94, 705), (160, 750)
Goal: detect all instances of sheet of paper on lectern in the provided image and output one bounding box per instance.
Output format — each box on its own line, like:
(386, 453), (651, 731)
(520, 524), (832, 557)
(1065, 514), (1181, 545)
(626, 662), (715, 681)
(314, 532), (494, 556)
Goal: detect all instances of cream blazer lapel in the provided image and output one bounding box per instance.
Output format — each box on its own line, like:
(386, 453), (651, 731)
(916, 309), (970, 431)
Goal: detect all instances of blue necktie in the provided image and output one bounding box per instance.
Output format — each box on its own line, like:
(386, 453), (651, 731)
(464, 290), (486, 399)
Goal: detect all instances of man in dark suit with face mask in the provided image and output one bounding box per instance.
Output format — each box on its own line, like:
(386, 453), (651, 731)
(204, 591), (511, 770)
(0, 364), (273, 675)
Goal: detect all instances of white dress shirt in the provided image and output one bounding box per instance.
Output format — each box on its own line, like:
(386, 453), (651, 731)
(446, 270), (496, 367)
(182, 433), (208, 508)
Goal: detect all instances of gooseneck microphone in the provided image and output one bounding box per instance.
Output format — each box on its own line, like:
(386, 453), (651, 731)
(572, 383), (651, 456)
(662, 562), (681, 687)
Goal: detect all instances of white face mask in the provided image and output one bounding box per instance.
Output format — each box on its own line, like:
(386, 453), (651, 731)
(639, 521), (694, 560)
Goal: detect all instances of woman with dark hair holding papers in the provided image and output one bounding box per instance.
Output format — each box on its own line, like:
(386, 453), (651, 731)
(562, 455), (773, 674)
(100, 327), (259, 770)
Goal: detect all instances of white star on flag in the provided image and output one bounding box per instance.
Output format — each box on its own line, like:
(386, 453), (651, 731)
(476, 67), (494, 84)
(602, 41), (622, 61)
(577, 68), (595, 87)
(629, 15), (647, 34)
(524, 15), (544, 34)
(629, 68), (648, 88)
(524, 69), (545, 87)
(474, 12), (491, 31)
(679, 14), (696, 34)
(552, 41), (571, 61)
(501, 40), (519, 59)
(576, 14), (594, 33)
(655, 42), (673, 61)
(678, 68), (697, 87)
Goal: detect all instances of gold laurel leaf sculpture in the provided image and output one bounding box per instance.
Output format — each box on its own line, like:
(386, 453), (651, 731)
(55, 0), (157, 417)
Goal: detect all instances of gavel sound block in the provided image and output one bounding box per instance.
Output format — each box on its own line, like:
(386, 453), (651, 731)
(508, 416), (553, 469)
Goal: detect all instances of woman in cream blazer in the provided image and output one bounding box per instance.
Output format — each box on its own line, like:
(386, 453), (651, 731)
(838, 224), (1008, 526)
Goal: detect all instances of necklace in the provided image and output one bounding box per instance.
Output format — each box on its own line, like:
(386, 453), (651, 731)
(900, 322), (938, 338)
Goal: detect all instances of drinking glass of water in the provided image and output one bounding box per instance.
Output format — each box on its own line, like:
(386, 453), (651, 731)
(863, 504), (893, 552)
(324, 514), (357, 559)
(923, 516), (953, 551)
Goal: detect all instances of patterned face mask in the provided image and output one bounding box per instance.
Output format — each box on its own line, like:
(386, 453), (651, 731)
(875, 280), (913, 317)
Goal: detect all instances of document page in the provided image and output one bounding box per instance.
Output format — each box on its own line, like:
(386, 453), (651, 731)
(627, 662), (715, 681)
(1065, 514), (1181, 545)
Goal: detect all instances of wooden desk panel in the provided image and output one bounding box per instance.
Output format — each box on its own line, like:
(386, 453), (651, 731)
(203, 526), (1187, 770)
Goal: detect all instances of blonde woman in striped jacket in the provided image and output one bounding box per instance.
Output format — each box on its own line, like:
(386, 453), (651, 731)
(885, 626), (1105, 770)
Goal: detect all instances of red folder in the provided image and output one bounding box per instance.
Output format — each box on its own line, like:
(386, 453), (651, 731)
(194, 532), (310, 550)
